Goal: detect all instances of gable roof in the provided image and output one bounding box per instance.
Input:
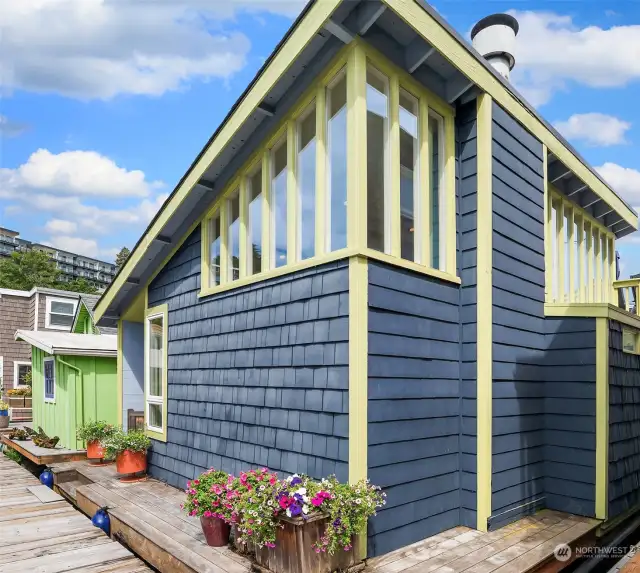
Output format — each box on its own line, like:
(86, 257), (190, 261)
(15, 330), (117, 358)
(72, 295), (117, 335)
(94, 0), (638, 326)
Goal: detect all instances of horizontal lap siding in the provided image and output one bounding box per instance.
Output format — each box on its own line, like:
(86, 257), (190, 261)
(609, 321), (640, 519)
(147, 226), (349, 490)
(490, 103), (546, 528)
(367, 262), (460, 557)
(458, 101), (478, 528)
(545, 317), (596, 517)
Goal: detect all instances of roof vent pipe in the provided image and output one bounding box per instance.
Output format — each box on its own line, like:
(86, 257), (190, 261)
(471, 14), (519, 80)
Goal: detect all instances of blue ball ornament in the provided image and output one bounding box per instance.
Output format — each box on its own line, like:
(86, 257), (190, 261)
(92, 508), (111, 536)
(39, 469), (54, 488)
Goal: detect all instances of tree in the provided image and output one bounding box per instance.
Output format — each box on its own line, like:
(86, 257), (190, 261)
(0, 250), (61, 290)
(115, 247), (130, 270)
(58, 278), (99, 295)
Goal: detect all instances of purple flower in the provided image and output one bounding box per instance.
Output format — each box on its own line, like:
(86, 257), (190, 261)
(290, 477), (303, 486)
(289, 503), (302, 516)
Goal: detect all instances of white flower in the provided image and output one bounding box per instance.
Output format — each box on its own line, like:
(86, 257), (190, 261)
(303, 496), (309, 503)
(355, 499), (362, 505)
(268, 500), (273, 506)
(257, 519), (262, 525)
(259, 485), (265, 491)
(296, 487), (307, 496)
(302, 505), (309, 515)
(286, 508), (292, 518)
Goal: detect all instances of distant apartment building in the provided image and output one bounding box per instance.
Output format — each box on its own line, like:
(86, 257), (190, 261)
(0, 228), (116, 289)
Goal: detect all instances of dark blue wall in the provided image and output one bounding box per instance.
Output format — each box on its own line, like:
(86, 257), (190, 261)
(545, 317), (596, 517)
(458, 101), (478, 529)
(147, 226), (350, 489)
(490, 103), (546, 528)
(609, 320), (640, 519)
(366, 262), (460, 557)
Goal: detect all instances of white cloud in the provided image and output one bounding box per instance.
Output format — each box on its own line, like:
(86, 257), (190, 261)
(0, 115), (28, 137)
(44, 236), (101, 259)
(1, 149), (162, 198)
(44, 219), (78, 235)
(0, 0), (304, 100)
(554, 113), (631, 147)
(509, 11), (640, 106)
(596, 162), (640, 210)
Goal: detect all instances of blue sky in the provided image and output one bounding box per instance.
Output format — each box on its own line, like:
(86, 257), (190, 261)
(1, 0), (639, 275)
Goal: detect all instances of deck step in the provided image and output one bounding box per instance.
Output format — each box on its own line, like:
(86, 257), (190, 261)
(56, 479), (84, 504)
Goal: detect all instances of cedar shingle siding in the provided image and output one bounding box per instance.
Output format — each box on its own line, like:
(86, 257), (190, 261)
(0, 293), (32, 388)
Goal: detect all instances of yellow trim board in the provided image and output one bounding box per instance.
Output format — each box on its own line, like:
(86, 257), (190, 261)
(117, 318), (123, 426)
(475, 92), (493, 532)
(144, 303), (169, 443)
(545, 302), (640, 330)
(595, 316), (609, 520)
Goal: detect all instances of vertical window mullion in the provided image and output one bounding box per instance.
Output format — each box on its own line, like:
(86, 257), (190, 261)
(220, 202), (229, 284)
(444, 115), (456, 274)
(287, 121), (297, 265)
(261, 152), (271, 272)
(239, 179), (247, 279)
(609, 236), (616, 303)
(315, 85), (327, 258)
(389, 73), (400, 257)
(578, 215), (585, 302)
(556, 199), (565, 302)
(602, 232), (609, 304)
(586, 222), (593, 303)
(594, 227), (601, 302)
(419, 97), (431, 266)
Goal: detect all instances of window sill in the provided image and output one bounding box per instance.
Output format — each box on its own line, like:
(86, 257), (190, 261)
(199, 247), (460, 299)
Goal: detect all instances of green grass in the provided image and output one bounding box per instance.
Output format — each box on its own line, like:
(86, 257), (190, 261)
(3, 447), (23, 464)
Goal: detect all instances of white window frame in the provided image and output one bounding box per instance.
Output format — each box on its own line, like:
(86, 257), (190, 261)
(145, 306), (168, 436)
(429, 110), (447, 271)
(44, 357), (56, 403)
(13, 361), (31, 389)
(296, 100), (317, 261)
(45, 296), (78, 330)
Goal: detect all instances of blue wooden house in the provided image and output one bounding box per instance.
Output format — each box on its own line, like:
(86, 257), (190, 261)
(94, 0), (640, 558)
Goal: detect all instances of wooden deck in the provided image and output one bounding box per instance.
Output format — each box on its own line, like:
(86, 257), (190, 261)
(52, 460), (253, 573)
(0, 453), (151, 572)
(368, 511), (600, 573)
(1, 435), (86, 464)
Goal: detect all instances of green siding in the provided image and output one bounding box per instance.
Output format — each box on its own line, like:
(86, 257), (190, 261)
(31, 347), (118, 450)
(73, 304), (96, 334)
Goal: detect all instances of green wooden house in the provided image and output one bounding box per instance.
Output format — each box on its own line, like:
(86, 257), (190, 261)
(15, 330), (118, 450)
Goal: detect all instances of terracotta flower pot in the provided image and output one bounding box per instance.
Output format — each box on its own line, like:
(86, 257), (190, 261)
(86, 440), (105, 460)
(115, 449), (147, 475)
(201, 515), (230, 547)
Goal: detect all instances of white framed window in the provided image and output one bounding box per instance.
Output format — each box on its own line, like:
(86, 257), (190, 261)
(246, 165), (263, 276)
(623, 329), (640, 354)
(271, 137), (288, 268)
(227, 189), (241, 282)
(45, 297), (78, 330)
(13, 361), (31, 388)
(429, 111), (446, 271)
(297, 101), (317, 261)
(145, 306), (168, 437)
(209, 213), (221, 287)
(44, 358), (55, 402)
(399, 88), (419, 263)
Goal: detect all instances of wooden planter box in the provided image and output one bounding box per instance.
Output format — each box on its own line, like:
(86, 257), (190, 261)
(7, 396), (31, 408)
(253, 514), (363, 573)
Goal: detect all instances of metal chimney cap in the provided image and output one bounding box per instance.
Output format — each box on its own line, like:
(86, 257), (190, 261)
(471, 13), (519, 40)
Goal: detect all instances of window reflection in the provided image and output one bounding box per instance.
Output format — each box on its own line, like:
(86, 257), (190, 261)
(247, 167), (262, 275)
(400, 89), (418, 262)
(209, 214), (221, 286)
(298, 104), (316, 260)
(327, 72), (347, 252)
(228, 190), (240, 280)
(272, 139), (288, 267)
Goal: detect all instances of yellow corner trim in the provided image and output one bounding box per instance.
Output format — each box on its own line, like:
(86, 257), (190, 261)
(348, 255), (368, 486)
(595, 316), (609, 520)
(544, 302), (640, 330)
(475, 92), (493, 533)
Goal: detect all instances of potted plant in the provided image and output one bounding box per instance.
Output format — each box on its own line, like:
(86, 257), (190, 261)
(0, 400), (9, 429)
(182, 468), (237, 547)
(234, 472), (385, 573)
(103, 429), (151, 475)
(77, 421), (117, 462)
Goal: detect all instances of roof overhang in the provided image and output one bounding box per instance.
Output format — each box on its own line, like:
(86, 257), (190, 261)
(15, 330), (117, 358)
(94, 0), (638, 326)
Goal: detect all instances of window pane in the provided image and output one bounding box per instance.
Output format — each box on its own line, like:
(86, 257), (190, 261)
(327, 73), (347, 252)
(400, 90), (418, 262)
(623, 330), (637, 353)
(429, 113), (443, 269)
(298, 104), (316, 260)
(18, 364), (31, 385)
(272, 139), (288, 267)
(51, 301), (74, 314)
(366, 66), (389, 252)
(210, 214), (221, 286)
(149, 316), (164, 398)
(228, 191), (240, 281)
(50, 313), (74, 327)
(248, 168), (262, 275)
(149, 404), (163, 429)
